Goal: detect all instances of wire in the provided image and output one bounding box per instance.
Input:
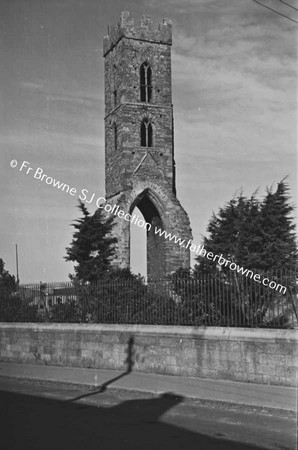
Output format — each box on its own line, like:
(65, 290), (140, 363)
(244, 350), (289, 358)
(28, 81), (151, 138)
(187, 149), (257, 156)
(251, 0), (298, 23)
(279, 0), (298, 12)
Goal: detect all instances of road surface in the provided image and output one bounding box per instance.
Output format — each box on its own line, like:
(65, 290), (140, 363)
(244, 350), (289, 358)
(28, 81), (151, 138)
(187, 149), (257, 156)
(0, 377), (296, 450)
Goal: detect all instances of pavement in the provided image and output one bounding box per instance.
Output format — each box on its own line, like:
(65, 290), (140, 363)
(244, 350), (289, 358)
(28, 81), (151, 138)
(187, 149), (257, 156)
(0, 361), (296, 412)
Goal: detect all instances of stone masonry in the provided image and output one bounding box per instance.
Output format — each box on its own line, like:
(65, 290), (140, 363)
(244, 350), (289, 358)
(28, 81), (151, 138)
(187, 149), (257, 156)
(103, 12), (192, 280)
(1, 323), (296, 387)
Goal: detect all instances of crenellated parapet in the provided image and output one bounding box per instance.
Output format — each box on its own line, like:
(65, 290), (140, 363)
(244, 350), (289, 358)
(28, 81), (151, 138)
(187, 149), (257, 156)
(103, 11), (191, 280)
(103, 11), (172, 56)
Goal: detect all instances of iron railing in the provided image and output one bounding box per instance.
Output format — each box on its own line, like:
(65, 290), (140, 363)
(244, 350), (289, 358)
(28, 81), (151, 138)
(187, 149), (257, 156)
(0, 271), (297, 328)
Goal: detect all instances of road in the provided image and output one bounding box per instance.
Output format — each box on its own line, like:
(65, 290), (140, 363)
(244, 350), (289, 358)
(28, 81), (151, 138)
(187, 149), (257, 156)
(0, 377), (296, 450)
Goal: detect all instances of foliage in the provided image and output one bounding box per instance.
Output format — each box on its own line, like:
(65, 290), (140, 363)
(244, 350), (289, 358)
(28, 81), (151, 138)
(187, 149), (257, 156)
(195, 179), (297, 273)
(1, 270), (296, 327)
(168, 269), (213, 325)
(0, 259), (38, 322)
(169, 267), (297, 328)
(49, 300), (82, 323)
(172, 179), (298, 327)
(0, 295), (39, 322)
(83, 270), (175, 324)
(258, 180), (297, 271)
(0, 258), (16, 296)
(168, 180), (298, 327)
(48, 269), (179, 324)
(65, 200), (117, 283)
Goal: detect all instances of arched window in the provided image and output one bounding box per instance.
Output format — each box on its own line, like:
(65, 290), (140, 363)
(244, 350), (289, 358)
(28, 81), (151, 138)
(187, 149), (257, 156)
(114, 123), (117, 150)
(113, 64), (118, 107)
(141, 119), (153, 147)
(140, 62), (152, 103)
(147, 122), (152, 147)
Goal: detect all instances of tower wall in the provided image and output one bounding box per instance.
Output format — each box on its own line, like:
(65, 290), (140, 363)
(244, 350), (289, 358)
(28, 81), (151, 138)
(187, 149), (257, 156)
(103, 12), (192, 279)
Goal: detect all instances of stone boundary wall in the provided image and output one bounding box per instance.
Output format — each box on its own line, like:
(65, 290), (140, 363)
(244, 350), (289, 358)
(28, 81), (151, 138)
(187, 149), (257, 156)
(0, 323), (297, 386)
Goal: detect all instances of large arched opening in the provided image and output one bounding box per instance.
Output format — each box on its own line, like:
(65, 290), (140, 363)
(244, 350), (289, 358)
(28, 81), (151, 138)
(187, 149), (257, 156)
(129, 189), (166, 281)
(130, 206), (147, 278)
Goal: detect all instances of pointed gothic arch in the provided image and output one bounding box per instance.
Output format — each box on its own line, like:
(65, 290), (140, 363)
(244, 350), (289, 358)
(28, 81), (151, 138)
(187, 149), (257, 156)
(140, 62), (152, 103)
(130, 188), (162, 220)
(130, 188), (166, 280)
(140, 118), (153, 147)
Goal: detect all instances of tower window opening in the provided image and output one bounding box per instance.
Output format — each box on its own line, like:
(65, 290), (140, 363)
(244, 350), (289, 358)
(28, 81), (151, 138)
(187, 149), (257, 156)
(147, 122), (152, 147)
(113, 64), (118, 107)
(141, 119), (153, 147)
(140, 62), (152, 103)
(114, 123), (117, 150)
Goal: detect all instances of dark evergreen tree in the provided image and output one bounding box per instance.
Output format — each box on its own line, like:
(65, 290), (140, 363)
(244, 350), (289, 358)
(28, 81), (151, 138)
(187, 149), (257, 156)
(0, 259), (38, 322)
(187, 179), (297, 327)
(65, 200), (117, 283)
(258, 180), (297, 271)
(0, 259), (16, 295)
(195, 179), (297, 273)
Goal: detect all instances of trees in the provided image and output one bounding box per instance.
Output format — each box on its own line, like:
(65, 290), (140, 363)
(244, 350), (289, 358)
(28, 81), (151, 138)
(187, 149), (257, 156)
(65, 200), (117, 283)
(182, 179), (298, 327)
(63, 201), (176, 323)
(195, 179), (297, 273)
(0, 259), (17, 312)
(0, 258), (38, 322)
(258, 181), (297, 271)
(0, 258), (16, 295)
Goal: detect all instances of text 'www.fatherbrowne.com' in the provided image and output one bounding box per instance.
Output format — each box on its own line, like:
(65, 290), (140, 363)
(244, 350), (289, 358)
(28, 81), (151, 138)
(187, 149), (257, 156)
(11, 159), (287, 293)
(153, 227), (287, 294)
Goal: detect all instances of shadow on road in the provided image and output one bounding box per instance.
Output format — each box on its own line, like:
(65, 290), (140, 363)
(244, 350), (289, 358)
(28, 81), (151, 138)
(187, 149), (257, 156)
(67, 336), (135, 403)
(1, 388), (270, 450)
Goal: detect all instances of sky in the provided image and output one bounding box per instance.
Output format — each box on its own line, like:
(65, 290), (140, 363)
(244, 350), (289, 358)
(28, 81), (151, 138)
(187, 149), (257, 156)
(0, 0), (297, 283)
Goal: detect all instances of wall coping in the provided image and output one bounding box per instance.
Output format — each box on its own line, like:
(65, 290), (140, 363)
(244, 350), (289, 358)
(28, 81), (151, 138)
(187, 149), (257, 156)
(0, 323), (297, 342)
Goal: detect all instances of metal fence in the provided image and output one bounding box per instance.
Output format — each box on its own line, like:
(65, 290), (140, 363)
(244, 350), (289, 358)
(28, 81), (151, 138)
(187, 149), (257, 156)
(0, 271), (297, 328)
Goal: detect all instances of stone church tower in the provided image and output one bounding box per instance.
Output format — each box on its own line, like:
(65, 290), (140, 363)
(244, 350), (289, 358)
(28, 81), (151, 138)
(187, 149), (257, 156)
(103, 11), (192, 280)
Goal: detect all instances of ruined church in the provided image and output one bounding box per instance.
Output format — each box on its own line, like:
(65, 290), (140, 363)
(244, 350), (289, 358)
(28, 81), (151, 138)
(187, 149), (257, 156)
(103, 11), (192, 280)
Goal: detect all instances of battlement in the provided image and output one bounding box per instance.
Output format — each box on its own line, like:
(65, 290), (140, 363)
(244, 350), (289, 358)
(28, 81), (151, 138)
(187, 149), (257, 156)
(103, 11), (172, 56)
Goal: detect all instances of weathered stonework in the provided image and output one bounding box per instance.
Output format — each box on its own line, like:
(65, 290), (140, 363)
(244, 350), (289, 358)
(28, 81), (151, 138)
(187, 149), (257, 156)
(1, 324), (297, 387)
(104, 11), (192, 279)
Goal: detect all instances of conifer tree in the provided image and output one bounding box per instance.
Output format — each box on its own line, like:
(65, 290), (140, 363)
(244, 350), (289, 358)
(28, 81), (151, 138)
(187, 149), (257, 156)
(195, 179), (297, 273)
(258, 180), (297, 271)
(65, 201), (117, 283)
(189, 179), (297, 326)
